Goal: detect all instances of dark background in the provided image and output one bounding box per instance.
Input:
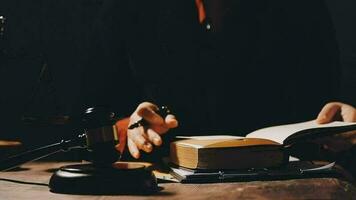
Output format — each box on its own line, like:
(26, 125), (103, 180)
(0, 0), (355, 146)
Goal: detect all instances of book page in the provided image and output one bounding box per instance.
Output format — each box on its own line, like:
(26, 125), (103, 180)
(246, 120), (356, 144)
(174, 135), (246, 149)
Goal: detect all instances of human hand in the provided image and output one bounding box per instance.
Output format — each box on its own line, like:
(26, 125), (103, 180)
(311, 102), (356, 157)
(127, 102), (178, 159)
(316, 102), (356, 124)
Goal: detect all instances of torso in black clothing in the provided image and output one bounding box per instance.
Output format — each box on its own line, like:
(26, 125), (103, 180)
(83, 0), (340, 135)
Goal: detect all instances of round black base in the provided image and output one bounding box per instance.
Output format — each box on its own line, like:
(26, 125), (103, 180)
(49, 162), (158, 194)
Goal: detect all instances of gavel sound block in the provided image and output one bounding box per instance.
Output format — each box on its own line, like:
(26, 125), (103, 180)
(49, 162), (158, 194)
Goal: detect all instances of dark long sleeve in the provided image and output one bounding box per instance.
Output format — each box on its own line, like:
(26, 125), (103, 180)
(75, 0), (142, 119)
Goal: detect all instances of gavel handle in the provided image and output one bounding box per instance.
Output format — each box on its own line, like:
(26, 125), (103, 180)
(0, 135), (86, 171)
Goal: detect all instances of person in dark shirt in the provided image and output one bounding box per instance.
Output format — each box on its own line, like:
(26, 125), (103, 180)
(79, 0), (344, 158)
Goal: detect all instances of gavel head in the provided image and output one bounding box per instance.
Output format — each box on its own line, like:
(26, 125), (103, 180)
(81, 107), (120, 166)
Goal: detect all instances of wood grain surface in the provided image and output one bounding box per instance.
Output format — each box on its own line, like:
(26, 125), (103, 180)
(0, 161), (355, 200)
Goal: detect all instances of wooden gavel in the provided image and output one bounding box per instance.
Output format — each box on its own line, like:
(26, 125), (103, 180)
(0, 107), (121, 171)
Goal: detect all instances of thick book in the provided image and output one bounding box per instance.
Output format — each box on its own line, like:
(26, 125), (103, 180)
(170, 120), (356, 170)
(170, 137), (285, 170)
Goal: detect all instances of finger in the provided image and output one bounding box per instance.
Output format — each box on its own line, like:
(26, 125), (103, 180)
(316, 102), (342, 124)
(148, 116), (178, 134)
(147, 128), (162, 146)
(137, 106), (164, 125)
(128, 138), (140, 159)
(165, 114), (179, 128)
(137, 102), (159, 111)
(340, 104), (356, 122)
(128, 128), (153, 153)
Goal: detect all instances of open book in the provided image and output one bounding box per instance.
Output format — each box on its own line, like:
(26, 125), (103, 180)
(246, 120), (356, 145)
(170, 120), (356, 170)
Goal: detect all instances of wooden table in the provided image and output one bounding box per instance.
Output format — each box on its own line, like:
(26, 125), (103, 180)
(0, 161), (355, 200)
